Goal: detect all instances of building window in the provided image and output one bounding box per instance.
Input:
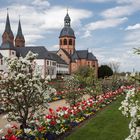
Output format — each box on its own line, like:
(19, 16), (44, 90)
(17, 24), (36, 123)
(52, 69), (54, 75)
(48, 69), (49, 75)
(69, 39), (72, 45)
(52, 62), (56, 66)
(1, 59), (3, 65)
(11, 51), (15, 55)
(47, 61), (49, 65)
(64, 39), (67, 45)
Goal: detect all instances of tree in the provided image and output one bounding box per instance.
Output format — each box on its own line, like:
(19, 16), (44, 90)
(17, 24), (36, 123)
(0, 51), (50, 131)
(86, 80), (102, 100)
(75, 66), (95, 88)
(64, 76), (83, 106)
(109, 61), (120, 74)
(98, 65), (113, 79)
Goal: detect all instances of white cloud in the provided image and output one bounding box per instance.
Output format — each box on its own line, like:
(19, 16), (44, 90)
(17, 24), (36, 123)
(81, 30), (91, 38)
(85, 17), (127, 31)
(124, 30), (140, 47)
(81, 0), (112, 3)
(101, 0), (140, 18)
(25, 35), (45, 44)
(0, 4), (92, 45)
(116, 0), (135, 4)
(125, 23), (140, 31)
(80, 0), (134, 3)
(102, 6), (134, 18)
(32, 0), (50, 7)
(52, 44), (59, 50)
(93, 46), (140, 72)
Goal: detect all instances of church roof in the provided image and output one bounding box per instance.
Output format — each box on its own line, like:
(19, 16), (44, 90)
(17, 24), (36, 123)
(76, 50), (88, 59)
(71, 50), (97, 61)
(0, 41), (15, 50)
(59, 27), (75, 38)
(59, 12), (75, 38)
(87, 52), (97, 61)
(15, 46), (52, 60)
(64, 13), (71, 22)
(71, 51), (79, 62)
(49, 51), (68, 65)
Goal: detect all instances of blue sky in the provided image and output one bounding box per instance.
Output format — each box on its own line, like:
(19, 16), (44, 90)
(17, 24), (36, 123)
(0, 0), (140, 72)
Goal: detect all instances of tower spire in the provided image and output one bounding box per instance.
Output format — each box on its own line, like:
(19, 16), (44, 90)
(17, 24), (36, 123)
(5, 9), (13, 35)
(2, 9), (14, 47)
(16, 17), (24, 38)
(15, 17), (25, 47)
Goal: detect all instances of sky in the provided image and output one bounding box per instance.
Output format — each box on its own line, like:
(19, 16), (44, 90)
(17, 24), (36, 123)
(0, 0), (140, 72)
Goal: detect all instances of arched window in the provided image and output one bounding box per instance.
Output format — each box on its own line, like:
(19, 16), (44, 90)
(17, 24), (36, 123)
(64, 39), (67, 45)
(69, 39), (72, 45)
(60, 40), (62, 45)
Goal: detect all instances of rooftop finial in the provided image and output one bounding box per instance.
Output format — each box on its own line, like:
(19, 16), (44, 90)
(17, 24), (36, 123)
(67, 7), (68, 14)
(7, 8), (9, 13)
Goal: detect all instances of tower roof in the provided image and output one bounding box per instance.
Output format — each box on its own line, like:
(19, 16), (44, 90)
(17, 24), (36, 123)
(4, 12), (14, 36)
(64, 13), (71, 23)
(59, 12), (75, 38)
(16, 19), (24, 39)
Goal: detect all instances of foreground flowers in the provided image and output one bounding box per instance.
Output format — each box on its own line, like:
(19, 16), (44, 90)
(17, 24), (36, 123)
(119, 88), (140, 140)
(0, 86), (132, 140)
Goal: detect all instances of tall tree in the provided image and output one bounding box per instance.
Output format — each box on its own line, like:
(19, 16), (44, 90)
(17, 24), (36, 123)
(109, 61), (120, 76)
(64, 76), (83, 106)
(75, 66), (95, 88)
(0, 51), (50, 131)
(98, 65), (113, 79)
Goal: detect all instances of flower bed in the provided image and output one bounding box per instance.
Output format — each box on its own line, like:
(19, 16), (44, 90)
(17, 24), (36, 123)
(47, 88), (86, 102)
(0, 86), (133, 140)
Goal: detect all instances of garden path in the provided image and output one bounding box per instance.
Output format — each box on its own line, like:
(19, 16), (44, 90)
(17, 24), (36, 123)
(0, 94), (89, 129)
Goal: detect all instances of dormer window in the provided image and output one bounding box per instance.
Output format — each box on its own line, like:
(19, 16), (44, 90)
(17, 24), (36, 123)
(12, 51), (15, 55)
(1, 59), (3, 65)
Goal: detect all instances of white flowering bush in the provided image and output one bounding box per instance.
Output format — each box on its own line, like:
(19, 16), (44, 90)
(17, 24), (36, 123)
(0, 51), (51, 131)
(64, 76), (83, 106)
(119, 89), (140, 140)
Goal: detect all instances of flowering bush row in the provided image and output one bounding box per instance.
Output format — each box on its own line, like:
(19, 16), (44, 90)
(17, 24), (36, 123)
(47, 88), (86, 102)
(0, 86), (133, 140)
(119, 88), (140, 140)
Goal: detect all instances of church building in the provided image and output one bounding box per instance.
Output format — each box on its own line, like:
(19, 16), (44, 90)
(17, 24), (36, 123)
(0, 12), (69, 79)
(0, 11), (98, 78)
(56, 12), (98, 75)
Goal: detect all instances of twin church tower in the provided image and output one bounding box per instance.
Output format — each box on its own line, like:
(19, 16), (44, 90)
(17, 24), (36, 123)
(2, 12), (25, 48)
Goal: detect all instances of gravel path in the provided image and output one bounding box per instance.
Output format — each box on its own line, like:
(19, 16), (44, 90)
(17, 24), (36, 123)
(0, 95), (89, 129)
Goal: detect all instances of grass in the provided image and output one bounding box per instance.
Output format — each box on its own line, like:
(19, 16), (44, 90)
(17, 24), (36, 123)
(65, 97), (130, 140)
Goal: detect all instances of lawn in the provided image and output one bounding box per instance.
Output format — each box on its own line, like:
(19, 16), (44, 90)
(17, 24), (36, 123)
(65, 97), (130, 140)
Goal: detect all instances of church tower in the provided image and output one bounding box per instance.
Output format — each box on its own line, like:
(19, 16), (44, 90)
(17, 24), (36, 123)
(15, 19), (25, 47)
(59, 11), (75, 55)
(2, 12), (14, 46)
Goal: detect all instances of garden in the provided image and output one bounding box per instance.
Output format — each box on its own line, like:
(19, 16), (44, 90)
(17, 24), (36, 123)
(0, 50), (140, 140)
